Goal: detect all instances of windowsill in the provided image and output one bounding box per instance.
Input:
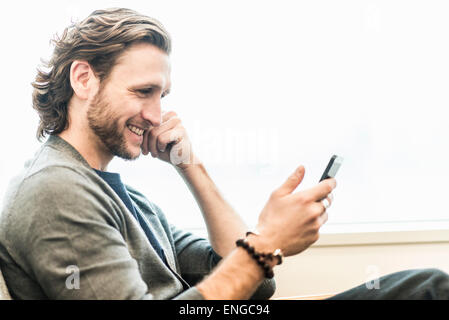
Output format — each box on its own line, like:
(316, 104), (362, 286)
(315, 220), (449, 247)
(185, 220), (449, 248)
(315, 229), (449, 247)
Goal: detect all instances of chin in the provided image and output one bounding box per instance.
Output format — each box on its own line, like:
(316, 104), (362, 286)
(113, 143), (141, 161)
(125, 147), (142, 161)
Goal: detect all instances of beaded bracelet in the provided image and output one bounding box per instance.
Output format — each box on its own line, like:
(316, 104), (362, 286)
(235, 237), (283, 279)
(245, 231), (283, 265)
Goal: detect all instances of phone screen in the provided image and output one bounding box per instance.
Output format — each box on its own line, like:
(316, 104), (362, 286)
(319, 155), (343, 182)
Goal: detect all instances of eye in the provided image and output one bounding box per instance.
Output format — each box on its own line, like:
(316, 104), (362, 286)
(135, 88), (169, 99)
(137, 88), (154, 97)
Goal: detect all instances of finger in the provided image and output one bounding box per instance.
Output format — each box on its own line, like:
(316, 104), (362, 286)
(318, 210), (329, 226)
(161, 110), (178, 123)
(320, 198), (331, 211)
(148, 117), (181, 157)
(147, 127), (159, 157)
(302, 178), (337, 203)
(141, 111), (177, 157)
(275, 166), (305, 197)
(141, 128), (151, 155)
(320, 193), (333, 208)
(157, 128), (184, 153)
(327, 192), (334, 206)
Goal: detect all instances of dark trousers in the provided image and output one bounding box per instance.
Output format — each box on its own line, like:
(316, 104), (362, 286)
(328, 268), (449, 300)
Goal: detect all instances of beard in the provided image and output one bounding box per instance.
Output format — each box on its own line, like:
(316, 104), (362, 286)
(87, 87), (140, 161)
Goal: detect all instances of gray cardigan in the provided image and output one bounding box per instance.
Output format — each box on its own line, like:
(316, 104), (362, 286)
(0, 136), (275, 299)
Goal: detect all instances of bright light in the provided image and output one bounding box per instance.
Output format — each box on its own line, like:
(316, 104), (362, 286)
(1, 1), (448, 232)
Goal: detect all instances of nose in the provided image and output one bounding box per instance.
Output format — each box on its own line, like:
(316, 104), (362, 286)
(141, 98), (162, 128)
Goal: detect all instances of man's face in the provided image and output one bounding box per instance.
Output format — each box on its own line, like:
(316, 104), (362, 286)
(87, 43), (171, 160)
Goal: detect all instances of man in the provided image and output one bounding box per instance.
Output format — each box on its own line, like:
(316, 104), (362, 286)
(0, 8), (448, 300)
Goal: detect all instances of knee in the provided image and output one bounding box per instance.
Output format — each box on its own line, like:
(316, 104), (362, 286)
(415, 268), (449, 299)
(414, 268), (449, 290)
(420, 268), (449, 280)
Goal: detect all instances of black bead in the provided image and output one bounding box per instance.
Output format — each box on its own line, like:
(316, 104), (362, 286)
(236, 237), (275, 279)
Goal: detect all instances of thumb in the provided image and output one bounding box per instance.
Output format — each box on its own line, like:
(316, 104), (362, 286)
(276, 165), (305, 196)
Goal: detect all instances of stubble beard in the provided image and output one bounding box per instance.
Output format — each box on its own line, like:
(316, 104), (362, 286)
(86, 88), (140, 161)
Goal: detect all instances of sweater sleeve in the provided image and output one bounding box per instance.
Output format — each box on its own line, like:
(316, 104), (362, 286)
(170, 224), (276, 300)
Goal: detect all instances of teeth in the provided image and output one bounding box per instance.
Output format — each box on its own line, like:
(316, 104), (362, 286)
(127, 125), (144, 136)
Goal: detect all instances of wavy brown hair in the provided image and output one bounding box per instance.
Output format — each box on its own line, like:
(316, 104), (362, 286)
(32, 8), (171, 141)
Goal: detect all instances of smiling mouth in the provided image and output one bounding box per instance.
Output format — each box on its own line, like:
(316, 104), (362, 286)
(127, 124), (145, 136)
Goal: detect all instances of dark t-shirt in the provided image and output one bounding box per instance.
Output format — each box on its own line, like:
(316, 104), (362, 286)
(94, 169), (167, 265)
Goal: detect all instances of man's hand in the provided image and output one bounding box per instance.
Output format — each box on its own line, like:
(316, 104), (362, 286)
(195, 166), (336, 299)
(141, 111), (196, 169)
(253, 165), (336, 257)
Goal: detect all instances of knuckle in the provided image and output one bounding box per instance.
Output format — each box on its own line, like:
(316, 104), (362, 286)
(167, 111), (178, 118)
(296, 193), (307, 204)
(303, 194), (313, 203)
(312, 204), (324, 218)
(169, 130), (179, 140)
(157, 141), (166, 151)
(170, 116), (181, 125)
(159, 134), (170, 144)
(270, 190), (280, 200)
(307, 232), (319, 246)
(312, 220), (321, 232)
(148, 127), (158, 138)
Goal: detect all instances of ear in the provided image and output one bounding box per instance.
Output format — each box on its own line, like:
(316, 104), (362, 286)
(69, 60), (99, 101)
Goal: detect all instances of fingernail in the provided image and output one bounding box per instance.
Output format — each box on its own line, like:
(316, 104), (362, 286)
(295, 166), (304, 177)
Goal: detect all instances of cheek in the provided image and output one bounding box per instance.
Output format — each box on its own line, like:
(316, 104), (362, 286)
(111, 98), (140, 122)
(125, 103), (145, 122)
(102, 87), (144, 124)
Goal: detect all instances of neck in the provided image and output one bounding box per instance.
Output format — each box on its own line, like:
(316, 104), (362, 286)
(58, 125), (113, 171)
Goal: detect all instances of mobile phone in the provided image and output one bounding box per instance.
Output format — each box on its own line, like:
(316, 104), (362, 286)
(319, 155), (343, 182)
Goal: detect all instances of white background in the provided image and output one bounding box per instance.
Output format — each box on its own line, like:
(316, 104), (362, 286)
(1, 0), (448, 232)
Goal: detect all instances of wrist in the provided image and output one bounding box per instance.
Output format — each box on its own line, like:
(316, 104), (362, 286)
(247, 234), (282, 267)
(246, 233), (274, 254)
(174, 153), (202, 172)
(236, 232), (283, 279)
(247, 229), (279, 255)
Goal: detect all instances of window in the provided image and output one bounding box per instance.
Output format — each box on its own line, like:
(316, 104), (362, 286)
(1, 1), (448, 233)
